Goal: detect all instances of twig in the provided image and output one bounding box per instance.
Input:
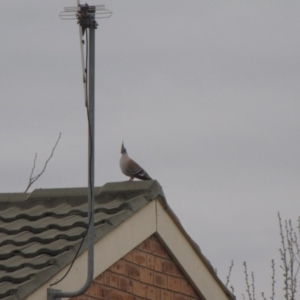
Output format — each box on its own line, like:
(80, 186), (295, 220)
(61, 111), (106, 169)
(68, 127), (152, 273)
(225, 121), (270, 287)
(24, 133), (62, 193)
(287, 219), (296, 299)
(293, 217), (300, 281)
(244, 261), (252, 300)
(226, 260), (234, 287)
(29, 153), (37, 183)
(271, 259), (276, 300)
(251, 271), (256, 300)
(293, 232), (300, 265)
(278, 212), (289, 300)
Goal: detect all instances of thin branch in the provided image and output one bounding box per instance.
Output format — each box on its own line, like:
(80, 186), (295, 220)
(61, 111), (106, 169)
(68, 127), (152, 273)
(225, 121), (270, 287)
(24, 133), (62, 193)
(278, 212), (289, 300)
(244, 261), (253, 300)
(251, 271), (256, 300)
(226, 260), (234, 287)
(292, 232), (300, 264)
(293, 217), (300, 280)
(29, 153), (37, 182)
(230, 285), (235, 294)
(271, 259), (276, 300)
(287, 220), (296, 299)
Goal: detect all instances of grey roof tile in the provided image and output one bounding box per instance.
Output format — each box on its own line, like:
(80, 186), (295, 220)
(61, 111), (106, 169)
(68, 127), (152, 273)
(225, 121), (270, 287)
(2, 254), (54, 272)
(0, 180), (165, 300)
(0, 180), (235, 300)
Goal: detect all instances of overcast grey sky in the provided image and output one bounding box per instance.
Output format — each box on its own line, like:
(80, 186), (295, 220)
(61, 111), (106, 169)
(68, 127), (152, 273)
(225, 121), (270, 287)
(1, 1), (300, 298)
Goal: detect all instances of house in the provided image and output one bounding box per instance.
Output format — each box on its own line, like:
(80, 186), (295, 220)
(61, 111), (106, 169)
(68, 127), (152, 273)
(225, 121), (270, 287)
(0, 180), (235, 300)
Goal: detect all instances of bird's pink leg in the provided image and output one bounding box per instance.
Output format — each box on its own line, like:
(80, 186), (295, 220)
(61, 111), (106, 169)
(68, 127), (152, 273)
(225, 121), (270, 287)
(129, 177), (134, 181)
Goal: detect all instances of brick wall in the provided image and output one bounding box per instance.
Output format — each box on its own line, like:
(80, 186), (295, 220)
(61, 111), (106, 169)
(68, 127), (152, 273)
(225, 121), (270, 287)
(71, 235), (201, 300)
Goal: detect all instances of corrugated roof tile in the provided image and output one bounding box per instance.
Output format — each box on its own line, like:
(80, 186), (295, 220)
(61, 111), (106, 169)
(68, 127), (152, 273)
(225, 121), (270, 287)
(0, 180), (164, 300)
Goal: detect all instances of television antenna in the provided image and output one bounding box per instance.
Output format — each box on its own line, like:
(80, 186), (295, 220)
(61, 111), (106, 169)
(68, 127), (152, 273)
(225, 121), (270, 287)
(48, 2), (111, 300)
(60, 1), (112, 106)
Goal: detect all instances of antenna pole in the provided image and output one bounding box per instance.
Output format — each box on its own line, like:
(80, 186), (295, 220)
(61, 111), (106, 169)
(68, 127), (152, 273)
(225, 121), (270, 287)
(87, 10), (96, 289)
(48, 4), (98, 300)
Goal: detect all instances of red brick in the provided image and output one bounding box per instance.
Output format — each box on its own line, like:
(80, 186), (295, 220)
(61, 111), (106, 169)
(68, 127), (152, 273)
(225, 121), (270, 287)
(146, 285), (160, 300)
(119, 275), (132, 293)
(125, 262), (140, 279)
(161, 290), (173, 300)
(139, 238), (152, 253)
(110, 260), (126, 275)
(111, 289), (129, 300)
(180, 279), (199, 297)
(70, 296), (96, 300)
(162, 260), (183, 277)
(168, 276), (181, 292)
(79, 238), (201, 300)
(132, 280), (147, 298)
(132, 249), (147, 266)
(151, 239), (170, 258)
(140, 267), (154, 284)
(99, 286), (113, 299)
(85, 282), (111, 298)
(123, 293), (137, 300)
(84, 282), (100, 298)
(150, 235), (159, 242)
(147, 254), (162, 272)
(173, 294), (190, 300)
(105, 271), (119, 288)
(153, 272), (167, 288)
(123, 251), (133, 262)
(124, 294), (134, 300)
(94, 273), (104, 284)
(131, 296), (145, 300)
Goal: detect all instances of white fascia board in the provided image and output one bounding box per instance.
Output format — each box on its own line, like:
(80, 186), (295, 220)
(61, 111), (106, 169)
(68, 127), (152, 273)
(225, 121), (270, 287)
(156, 200), (230, 300)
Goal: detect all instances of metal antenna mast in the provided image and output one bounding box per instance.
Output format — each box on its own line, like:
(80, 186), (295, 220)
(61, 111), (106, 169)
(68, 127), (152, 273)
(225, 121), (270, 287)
(47, 3), (111, 300)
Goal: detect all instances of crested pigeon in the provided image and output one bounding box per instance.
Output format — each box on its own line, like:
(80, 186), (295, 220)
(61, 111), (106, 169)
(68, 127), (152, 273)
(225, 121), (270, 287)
(119, 142), (152, 181)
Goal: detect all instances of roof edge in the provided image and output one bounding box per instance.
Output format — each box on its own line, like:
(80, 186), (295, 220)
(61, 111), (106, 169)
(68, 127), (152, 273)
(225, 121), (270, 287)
(96, 180), (166, 204)
(162, 204), (236, 300)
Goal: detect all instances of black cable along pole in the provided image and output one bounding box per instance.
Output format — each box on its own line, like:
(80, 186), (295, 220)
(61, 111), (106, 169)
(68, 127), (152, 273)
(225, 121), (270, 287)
(47, 4), (97, 300)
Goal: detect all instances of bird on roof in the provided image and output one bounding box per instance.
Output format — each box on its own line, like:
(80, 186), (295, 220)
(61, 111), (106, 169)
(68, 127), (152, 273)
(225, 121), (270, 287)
(120, 142), (152, 181)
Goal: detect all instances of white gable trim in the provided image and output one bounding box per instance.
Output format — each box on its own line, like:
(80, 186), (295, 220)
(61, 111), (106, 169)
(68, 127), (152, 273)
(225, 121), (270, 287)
(28, 199), (231, 300)
(156, 202), (230, 299)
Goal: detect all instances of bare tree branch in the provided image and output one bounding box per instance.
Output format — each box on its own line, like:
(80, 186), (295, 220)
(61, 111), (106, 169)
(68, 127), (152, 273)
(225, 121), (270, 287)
(277, 212), (300, 300)
(225, 260), (234, 287)
(24, 133), (62, 193)
(271, 259), (276, 300)
(243, 261), (253, 300)
(251, 271), (256, 300)
(230, 214), (300, 299)
(278, 212), (290, 300)
(261, 292), (267, 300)
(230, 285), (235, 294)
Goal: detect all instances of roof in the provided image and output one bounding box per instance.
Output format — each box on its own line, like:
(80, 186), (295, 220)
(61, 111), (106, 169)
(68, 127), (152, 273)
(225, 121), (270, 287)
(0, 180), (235, 300)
